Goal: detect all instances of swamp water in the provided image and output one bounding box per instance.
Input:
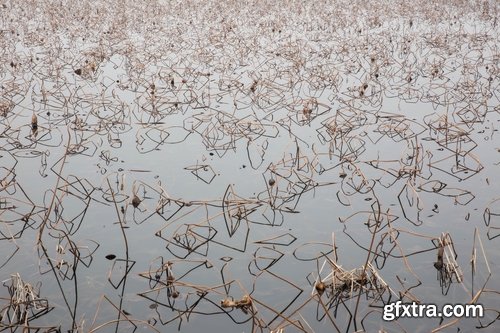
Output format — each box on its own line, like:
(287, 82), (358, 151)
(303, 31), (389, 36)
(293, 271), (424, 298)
(0, 0), (499, 332)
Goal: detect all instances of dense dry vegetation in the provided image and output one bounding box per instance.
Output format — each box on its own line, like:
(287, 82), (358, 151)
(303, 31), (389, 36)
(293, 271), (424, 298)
(0, 0), (498, 332)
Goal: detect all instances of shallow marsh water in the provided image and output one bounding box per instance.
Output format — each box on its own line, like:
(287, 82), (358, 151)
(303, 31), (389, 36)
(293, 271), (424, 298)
(0, 0), (499, 332)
